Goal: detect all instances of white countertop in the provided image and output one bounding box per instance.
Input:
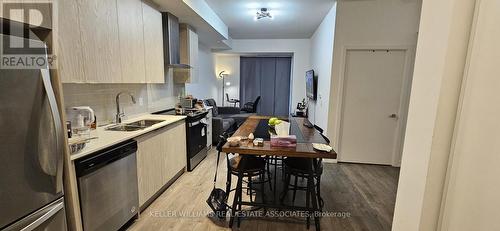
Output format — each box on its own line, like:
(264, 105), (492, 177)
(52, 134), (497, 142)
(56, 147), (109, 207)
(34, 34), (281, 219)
(70, 114), (186, 161)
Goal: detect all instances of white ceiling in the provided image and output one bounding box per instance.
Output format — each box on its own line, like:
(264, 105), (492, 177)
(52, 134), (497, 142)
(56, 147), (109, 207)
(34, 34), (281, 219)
(205, 0), (336, 39)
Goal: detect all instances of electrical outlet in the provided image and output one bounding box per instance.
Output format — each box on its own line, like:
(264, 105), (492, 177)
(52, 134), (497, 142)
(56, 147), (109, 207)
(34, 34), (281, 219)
(138, 97), (144, 106)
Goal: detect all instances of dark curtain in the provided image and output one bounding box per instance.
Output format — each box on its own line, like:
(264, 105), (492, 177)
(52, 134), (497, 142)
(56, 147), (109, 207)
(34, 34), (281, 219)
(240, 57), (292, 116)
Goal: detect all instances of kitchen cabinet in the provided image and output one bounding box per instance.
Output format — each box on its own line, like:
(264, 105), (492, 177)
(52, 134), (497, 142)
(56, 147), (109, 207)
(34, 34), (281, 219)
(117, 0), (146, 83)
(174, 24), (198, 83)
(4, 0), (165, 84)
(57, 0), (164, 84)
(135, 121), (186, 207)
(77, 0), (122, 83)
(142, 2), (165, 84)
(56, 0), (85, 83)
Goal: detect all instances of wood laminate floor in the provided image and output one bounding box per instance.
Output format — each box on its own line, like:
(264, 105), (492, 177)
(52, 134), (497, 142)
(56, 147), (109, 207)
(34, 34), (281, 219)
(128, 149), (400, 231)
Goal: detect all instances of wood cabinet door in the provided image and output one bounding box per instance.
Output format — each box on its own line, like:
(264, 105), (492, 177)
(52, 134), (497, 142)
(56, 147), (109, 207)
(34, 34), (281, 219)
(117, 0), (146, 83)
(77, 0), (121, 83)
(142, 2), (165, 84)
(174, 26), (198, 83)
(135, 122), (186, 207)
(136, 129), (168, 207)
(188, 28), (198, 83)
(56, 0), (85, 83)
(166, 122), (187, 177)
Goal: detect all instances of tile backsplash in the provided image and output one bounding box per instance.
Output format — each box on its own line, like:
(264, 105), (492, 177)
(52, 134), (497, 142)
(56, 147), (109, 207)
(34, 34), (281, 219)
(63, 80), (185, 125)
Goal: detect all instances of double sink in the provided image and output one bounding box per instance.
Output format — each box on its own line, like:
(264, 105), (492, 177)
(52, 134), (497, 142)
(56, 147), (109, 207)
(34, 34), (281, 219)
(106, 119), (165, 132)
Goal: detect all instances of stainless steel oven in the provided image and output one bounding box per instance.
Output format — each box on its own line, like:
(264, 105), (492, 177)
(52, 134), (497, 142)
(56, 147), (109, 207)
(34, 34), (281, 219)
(185, 112), (209, 171)
(75, 140), (138, 231)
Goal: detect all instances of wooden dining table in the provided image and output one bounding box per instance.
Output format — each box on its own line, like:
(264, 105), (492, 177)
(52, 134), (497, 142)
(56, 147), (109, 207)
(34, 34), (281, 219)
(222, 115), (337, 231)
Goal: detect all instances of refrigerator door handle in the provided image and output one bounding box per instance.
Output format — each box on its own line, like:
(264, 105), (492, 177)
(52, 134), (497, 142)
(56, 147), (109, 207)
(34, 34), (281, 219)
(19, 200), (64, 231)
(41, 68), (64, 194)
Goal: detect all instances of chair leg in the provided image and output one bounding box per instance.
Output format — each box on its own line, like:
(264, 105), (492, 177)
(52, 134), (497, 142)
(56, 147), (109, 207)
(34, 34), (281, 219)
(280, 157), (285, 180)
(280, 172), (291, 203)
(316, 176), (324, 211)
(226, 173), (231, 199)
(292, 175), (299, 205)
(306, 176), (311, 230)
(308, 175), (321, 231)
(237, 180), (243, 228)
(267, 167), (273, 191)
(229, 172), (243, 228)
(248, 176), (253, 203)
(261, 173), (266, 204)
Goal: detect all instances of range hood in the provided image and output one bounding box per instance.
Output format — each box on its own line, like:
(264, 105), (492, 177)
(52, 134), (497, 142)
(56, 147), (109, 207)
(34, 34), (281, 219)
(162, 12), (191, 69)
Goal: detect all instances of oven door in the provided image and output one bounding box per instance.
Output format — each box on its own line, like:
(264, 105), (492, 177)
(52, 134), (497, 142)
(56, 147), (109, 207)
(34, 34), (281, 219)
(186, 121), (207, 158)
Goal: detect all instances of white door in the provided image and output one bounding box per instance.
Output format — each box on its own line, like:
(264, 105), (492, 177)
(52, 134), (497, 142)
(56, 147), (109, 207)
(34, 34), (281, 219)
(339, 49), (407, 165)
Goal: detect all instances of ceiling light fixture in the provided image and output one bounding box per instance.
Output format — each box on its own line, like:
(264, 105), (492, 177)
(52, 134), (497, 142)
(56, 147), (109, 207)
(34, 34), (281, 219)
(255, 8), (272, 20)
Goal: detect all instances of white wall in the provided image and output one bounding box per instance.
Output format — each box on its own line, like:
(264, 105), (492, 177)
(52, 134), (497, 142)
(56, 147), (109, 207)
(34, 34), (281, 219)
(215, 55), (240, 106)
(391, 0), (475, 230)
(217, 39), (311, 113)
(185, 43), (221, 102)
(438, 1), (500, 230)
(309, 4), (336, 133)
(328, 0), (422, 154)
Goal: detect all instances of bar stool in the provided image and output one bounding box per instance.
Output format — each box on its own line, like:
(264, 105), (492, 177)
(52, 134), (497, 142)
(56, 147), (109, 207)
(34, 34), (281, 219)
(282, 158), (324, 207)
(216, 134), (270, 228)
(280, 125), (330, 229)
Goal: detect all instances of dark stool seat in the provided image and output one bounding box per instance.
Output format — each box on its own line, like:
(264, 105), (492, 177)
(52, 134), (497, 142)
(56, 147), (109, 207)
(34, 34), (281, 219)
(283, 157), (323, 175)
(229, 156), (266, 174)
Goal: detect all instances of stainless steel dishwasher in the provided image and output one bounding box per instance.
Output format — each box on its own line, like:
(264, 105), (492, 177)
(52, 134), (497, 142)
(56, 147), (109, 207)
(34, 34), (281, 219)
(75, 140), (139, 231)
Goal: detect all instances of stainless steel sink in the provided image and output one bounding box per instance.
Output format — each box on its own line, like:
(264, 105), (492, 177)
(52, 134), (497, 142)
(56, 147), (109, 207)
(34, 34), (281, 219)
(126, 119), (164, 127)
(105, 124), (144, 132)
(105, 119), (165, 132)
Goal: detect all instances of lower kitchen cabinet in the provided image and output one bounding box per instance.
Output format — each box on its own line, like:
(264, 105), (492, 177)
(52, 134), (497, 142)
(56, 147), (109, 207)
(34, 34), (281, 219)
(135, 121), (187, 207)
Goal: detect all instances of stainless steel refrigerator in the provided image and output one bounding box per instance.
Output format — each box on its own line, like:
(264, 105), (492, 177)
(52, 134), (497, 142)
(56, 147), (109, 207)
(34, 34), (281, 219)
(0, 28), (67, 230)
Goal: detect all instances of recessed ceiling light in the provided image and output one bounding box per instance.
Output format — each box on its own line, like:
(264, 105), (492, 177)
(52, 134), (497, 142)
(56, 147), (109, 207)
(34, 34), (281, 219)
(255, 8), (273, 20)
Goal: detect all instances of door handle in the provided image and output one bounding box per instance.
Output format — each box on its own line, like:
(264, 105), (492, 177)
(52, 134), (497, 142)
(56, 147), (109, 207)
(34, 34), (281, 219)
(189, 121), (200, 127)
(389, 113), (398, 119)
(41, 67), (64, 194)
(5, 199), (65, 231)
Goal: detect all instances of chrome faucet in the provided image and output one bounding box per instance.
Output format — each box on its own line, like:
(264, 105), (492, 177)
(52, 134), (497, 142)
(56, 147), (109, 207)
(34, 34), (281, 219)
(115, 91), (136, 123)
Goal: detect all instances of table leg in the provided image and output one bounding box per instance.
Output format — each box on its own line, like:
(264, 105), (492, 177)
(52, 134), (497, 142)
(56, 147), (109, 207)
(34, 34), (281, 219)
(229, 157), (245, 227)
(274, 156), (278, 204)
(308, 161), (321, 231)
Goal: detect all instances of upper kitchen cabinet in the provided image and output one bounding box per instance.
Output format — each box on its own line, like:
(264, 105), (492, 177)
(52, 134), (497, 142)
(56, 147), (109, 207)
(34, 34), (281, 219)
(117, 0), (146, 83)
(173, 24), (198, 83)
(56, 0), (85, 83)
(55, 0), (165, 84)
(77, 0), (122, 83)
(142, 2), (165, 84)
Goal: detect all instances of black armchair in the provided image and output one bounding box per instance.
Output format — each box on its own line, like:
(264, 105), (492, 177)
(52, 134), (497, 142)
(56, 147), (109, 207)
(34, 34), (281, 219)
(241, 96), (261, 113)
